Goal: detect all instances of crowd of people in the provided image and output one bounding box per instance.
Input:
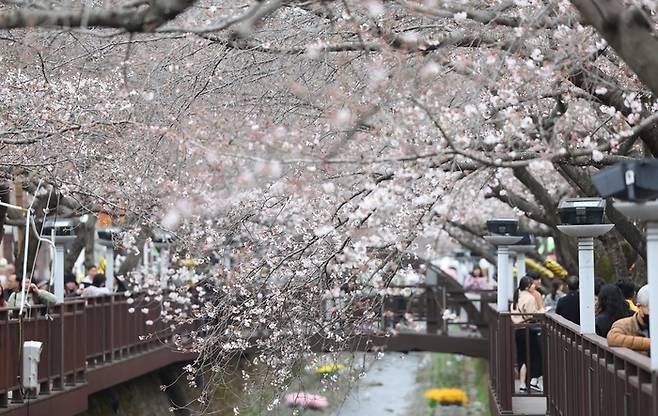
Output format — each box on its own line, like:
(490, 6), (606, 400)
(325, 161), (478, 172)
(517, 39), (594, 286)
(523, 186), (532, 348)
(0, 263), (119, 311)
(508, 270), (651, 392)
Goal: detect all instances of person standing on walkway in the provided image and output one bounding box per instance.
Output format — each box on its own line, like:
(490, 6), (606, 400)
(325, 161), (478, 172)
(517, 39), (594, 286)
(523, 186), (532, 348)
(82, 274), (111, 298)
(543, 278), (565, 311)
(463, 266), (490, 291)
(555, 276), (580, 325)
(595, 284), (632, 338)
(6, 273), (57, 309)
(1, 263), (15, 302)
(529, 273), (545, 310)
(80, 265), (98, 289)
(512, 276), (545, 391)
(616, 278), (638, 313)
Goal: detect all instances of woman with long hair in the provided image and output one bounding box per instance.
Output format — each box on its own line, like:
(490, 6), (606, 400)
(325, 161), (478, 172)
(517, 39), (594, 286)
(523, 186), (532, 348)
(596, 284), (633, 338)
(543, 278), (565, 311)
(0, 285), (5, 308)
(512, 275), (545, 392)
(464, 266), (490, 291)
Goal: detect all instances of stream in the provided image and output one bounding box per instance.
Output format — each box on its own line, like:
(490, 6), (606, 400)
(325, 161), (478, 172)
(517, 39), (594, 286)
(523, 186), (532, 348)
(330, 353), (425, 416)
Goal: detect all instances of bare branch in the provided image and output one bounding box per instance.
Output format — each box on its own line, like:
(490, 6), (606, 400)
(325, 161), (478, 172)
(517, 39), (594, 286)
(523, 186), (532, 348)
(0, 0), (196, 31)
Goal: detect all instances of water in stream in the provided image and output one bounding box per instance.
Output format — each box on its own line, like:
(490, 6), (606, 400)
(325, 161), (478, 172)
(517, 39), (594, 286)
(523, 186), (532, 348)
(85, 352), (488, 415)
(226, 352), (490, 416)
(330, 352), (425, 415)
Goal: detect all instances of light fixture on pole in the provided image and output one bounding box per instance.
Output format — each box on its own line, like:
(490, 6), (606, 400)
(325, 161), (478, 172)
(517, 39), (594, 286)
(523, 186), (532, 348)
(97, 227), (123, 292)
(152, 231), (174, 290)
(510, 233), (537, 301)
(484, 218), (523, 312)
(557, 197), (613, 335)
(593, 159), (658, 369)
(42, 219), (78, 303)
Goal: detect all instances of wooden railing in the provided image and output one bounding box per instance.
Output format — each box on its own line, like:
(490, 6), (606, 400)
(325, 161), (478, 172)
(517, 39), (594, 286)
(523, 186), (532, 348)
(0, 302), (85, 405)
(488, 306), (658, 416)
(381, 285), (496, 335)
(0, 293), (170, 408)
(544, 314), (656, 416)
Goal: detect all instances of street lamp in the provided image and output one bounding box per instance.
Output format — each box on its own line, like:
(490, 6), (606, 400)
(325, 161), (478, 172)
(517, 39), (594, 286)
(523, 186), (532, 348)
(152, 231), (174, 290)
(42, 219), (77, 303)
(510, 233), (537, 301)
(593, 159), (658, 368)
(557, 197), (614, 334)
(484, 218), (523, 312)
(97, 227), (123, 292)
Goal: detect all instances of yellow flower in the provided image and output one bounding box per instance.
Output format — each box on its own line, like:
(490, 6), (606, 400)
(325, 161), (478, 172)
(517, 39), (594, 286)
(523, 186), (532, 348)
(314, 364), (345, 375)
(423, 388), (469, 407)
(98, 257), (107, 274)
(179, 255), (197, 269)
(525, 258), (554, 278)
(544, 259), (568, 278)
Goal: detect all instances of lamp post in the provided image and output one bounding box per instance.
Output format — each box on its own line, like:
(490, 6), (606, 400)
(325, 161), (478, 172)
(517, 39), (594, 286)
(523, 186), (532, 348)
(557, 197), (614, 335)
(142, 240), (150, 274)
(97, 227), (122, 292)
(484, 219), (523, 312)
(511, 233), (537, 301)
(593, 159), (658, 368)
(41, 219), (77, 303)
(614, 201), (658, 368)
(153, 232), (173, 290)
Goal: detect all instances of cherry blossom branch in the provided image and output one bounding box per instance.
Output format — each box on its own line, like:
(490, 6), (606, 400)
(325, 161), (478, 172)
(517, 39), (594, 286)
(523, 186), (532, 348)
(207, 30), (497, 55)
(569, 0), (658, 98)
(0, 125), (81, 145)
(399, 0), (521, 28)
(0, 0), (197, 31)
(160, 0), (283, 34)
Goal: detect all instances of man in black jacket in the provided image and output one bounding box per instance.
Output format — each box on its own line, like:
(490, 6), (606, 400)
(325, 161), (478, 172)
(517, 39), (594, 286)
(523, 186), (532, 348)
(555, 276), (579, 325)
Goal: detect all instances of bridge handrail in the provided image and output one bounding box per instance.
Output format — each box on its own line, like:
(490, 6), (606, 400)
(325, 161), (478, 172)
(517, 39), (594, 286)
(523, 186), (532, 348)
(0, 293), (172, 408)
(543, 312), (654, 415)
(487, 304), (657, 415)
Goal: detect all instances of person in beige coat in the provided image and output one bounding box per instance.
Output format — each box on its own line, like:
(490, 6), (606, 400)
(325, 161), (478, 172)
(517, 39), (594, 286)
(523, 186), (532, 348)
(512, 275), (545, 391)
(512, 276), (545, 323)
(607, 284), (650, 352)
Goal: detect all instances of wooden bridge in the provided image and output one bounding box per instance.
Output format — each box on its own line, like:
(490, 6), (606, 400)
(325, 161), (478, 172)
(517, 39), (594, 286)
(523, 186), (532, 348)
(1, 264), (657, 415)
(0, 295), (195, 416)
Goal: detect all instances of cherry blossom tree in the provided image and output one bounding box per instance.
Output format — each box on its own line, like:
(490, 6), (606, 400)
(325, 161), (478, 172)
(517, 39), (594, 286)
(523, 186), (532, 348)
(1, 0), (657, 411)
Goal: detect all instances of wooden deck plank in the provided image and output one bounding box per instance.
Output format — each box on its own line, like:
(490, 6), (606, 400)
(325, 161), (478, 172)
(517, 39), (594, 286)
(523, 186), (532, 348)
(512, 397), (547, 415)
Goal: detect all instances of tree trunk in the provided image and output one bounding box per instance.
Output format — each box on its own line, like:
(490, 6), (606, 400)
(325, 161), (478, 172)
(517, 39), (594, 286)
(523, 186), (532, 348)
(0, 181), (10, 243)
(64, 215), (97, 272)
(604, 231), (630, 280)
(118, 226), (152, 277)
(84, 216), (96, 268)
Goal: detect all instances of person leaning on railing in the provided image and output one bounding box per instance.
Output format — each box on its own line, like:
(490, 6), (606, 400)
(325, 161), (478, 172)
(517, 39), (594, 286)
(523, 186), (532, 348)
(6, 272), (57, 309)
(81, 274), (111, 298)
(595, 284), (633, 338)
(0, 284), (6, 308)
(607, 285), (650, 353)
